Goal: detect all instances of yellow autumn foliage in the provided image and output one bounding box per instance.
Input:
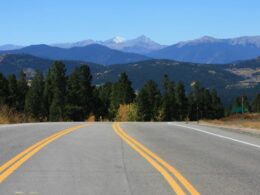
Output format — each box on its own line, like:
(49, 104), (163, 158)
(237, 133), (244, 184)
(116, 104), (138, 121)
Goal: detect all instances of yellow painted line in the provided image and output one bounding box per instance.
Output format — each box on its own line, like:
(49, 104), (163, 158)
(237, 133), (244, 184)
(114, 122), (200, 195)
(0, 124), (88, 183)
(0, 127), (76, 174)
(113, 123), (185, 195)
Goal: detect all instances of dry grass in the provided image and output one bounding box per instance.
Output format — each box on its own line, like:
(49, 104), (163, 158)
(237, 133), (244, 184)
(202, 113), (260, 130)
(0, 106), (36, 124)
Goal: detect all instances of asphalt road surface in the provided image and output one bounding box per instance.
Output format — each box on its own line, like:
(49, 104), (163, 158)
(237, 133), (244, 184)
(0, 122), (260, 195)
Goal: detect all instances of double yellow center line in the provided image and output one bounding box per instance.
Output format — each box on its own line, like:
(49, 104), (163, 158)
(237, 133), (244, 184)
(0, 124), (88, 183)
(113, 122), (200, 195)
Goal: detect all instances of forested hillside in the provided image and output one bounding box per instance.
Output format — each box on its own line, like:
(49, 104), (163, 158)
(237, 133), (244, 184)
(0, 54), (259, 105)
(0, 61), (226, 122)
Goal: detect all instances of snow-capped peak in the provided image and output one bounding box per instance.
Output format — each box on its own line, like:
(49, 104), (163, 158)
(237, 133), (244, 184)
(112, 36), (126, 44)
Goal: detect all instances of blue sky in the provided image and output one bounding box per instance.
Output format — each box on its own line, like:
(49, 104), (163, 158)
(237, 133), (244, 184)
(1, 0), (260, 45)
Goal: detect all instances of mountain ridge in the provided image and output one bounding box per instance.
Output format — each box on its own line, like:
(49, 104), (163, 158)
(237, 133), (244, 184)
(149, 36), (260, 64)
(52, 35), (165, 54)
(2, 35), (260, 64)
(0, 44), (150, 66)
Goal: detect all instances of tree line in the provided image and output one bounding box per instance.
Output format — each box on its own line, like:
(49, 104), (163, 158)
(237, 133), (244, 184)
(0, 61), (259, 122)
(229, 94), (260, 114)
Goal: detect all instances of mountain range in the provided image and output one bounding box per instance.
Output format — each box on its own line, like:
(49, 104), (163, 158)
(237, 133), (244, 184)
(1, 35), (260, 64)
(0, 44), (150, 66)
(149, 36), (260, 64)
(53, 35), (165, 54)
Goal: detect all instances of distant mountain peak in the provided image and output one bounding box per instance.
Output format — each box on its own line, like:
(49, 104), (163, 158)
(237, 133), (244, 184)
(0, 44), (23, 51)
(176, 36), (219, 48)
(111, 36), (126, 44)
(150, 35), (260, 64)
(52, 39), (95, 48)
(199, 35), (217, 41)
(174, 35), (260, 49)
(135, 35), (151, 41)
(230, 36), (260, 47)
(105, 36), (126, 44)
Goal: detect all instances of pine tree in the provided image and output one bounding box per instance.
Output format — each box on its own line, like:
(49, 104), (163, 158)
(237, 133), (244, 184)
(0, 73), (9, 105)
(7, 75), (18, 109)
(232, 95), (250, 113)
(211, 89), (224, 118)
(161, 75), (176, 121)
(17, 71), (28, 111)
(65, 65), (93, 121)
(110, 72), (135, 119)
(188, 82), (224, 120)
(47, 61), (67, 121)
(78, 65), (93, 116)
(136, 80), (161, 121)
(188, 82), (202, 121)
(175, 82), (188, 121)
(251, 94), (260, 113)
(50, 93), (63, 121)
(25, 72), (45, 119)
(43, 69), (53, 117)
(201, 88), (212, 119)
(94, 82), (113, 120)
(65, 67), (82, 120)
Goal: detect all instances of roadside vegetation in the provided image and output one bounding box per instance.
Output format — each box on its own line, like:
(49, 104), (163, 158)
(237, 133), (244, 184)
(0, 105), (35, 124)
(200, 94), (260, 130)
(201, 113), (260, 130)
(0, 61), (259, 123)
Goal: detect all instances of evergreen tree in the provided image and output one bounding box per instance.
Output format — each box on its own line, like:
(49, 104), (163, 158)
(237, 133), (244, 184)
(43, 69), (53, 117)
(65, 67), (82, 120)
(94, 82), (113, 120)
(110, 72), (135, 119)
(25, 72), (45, 119)
(0, 73), (9, 105)
(175, 82), (188, 121)
(136, 80), (161, 121)
(7, 75), (18, 109)
(232, 95), (251, 113)
(188, 82), (202, 121)
(17, 71), (28, 111)
(50, 93), (63, 121)
(201, 88), (212, 119)
(77, 65), (93, 116)
(161, 75), (176, 121)
(47, 61), (67, 121)
(211, 89), (224, 118)
(188, 82), (219, 120)
(65, 65), (93, 121)
(251, 94), (260, 113)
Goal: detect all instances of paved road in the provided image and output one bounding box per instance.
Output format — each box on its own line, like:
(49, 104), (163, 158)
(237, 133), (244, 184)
(0, 122), (260, 194)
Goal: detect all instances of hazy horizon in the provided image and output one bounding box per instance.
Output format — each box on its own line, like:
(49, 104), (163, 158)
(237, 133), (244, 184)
(2, 34), (260, 47)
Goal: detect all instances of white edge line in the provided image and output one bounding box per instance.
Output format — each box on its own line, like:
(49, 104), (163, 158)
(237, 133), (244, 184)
(168, 122), (260, 149)
(0, 123), (56, 129)
(0, 122), (85, 129)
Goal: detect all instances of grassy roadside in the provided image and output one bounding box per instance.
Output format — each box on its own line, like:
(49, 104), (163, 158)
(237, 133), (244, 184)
(0, 106), (36, 124)
(200, 113), (260, 132)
